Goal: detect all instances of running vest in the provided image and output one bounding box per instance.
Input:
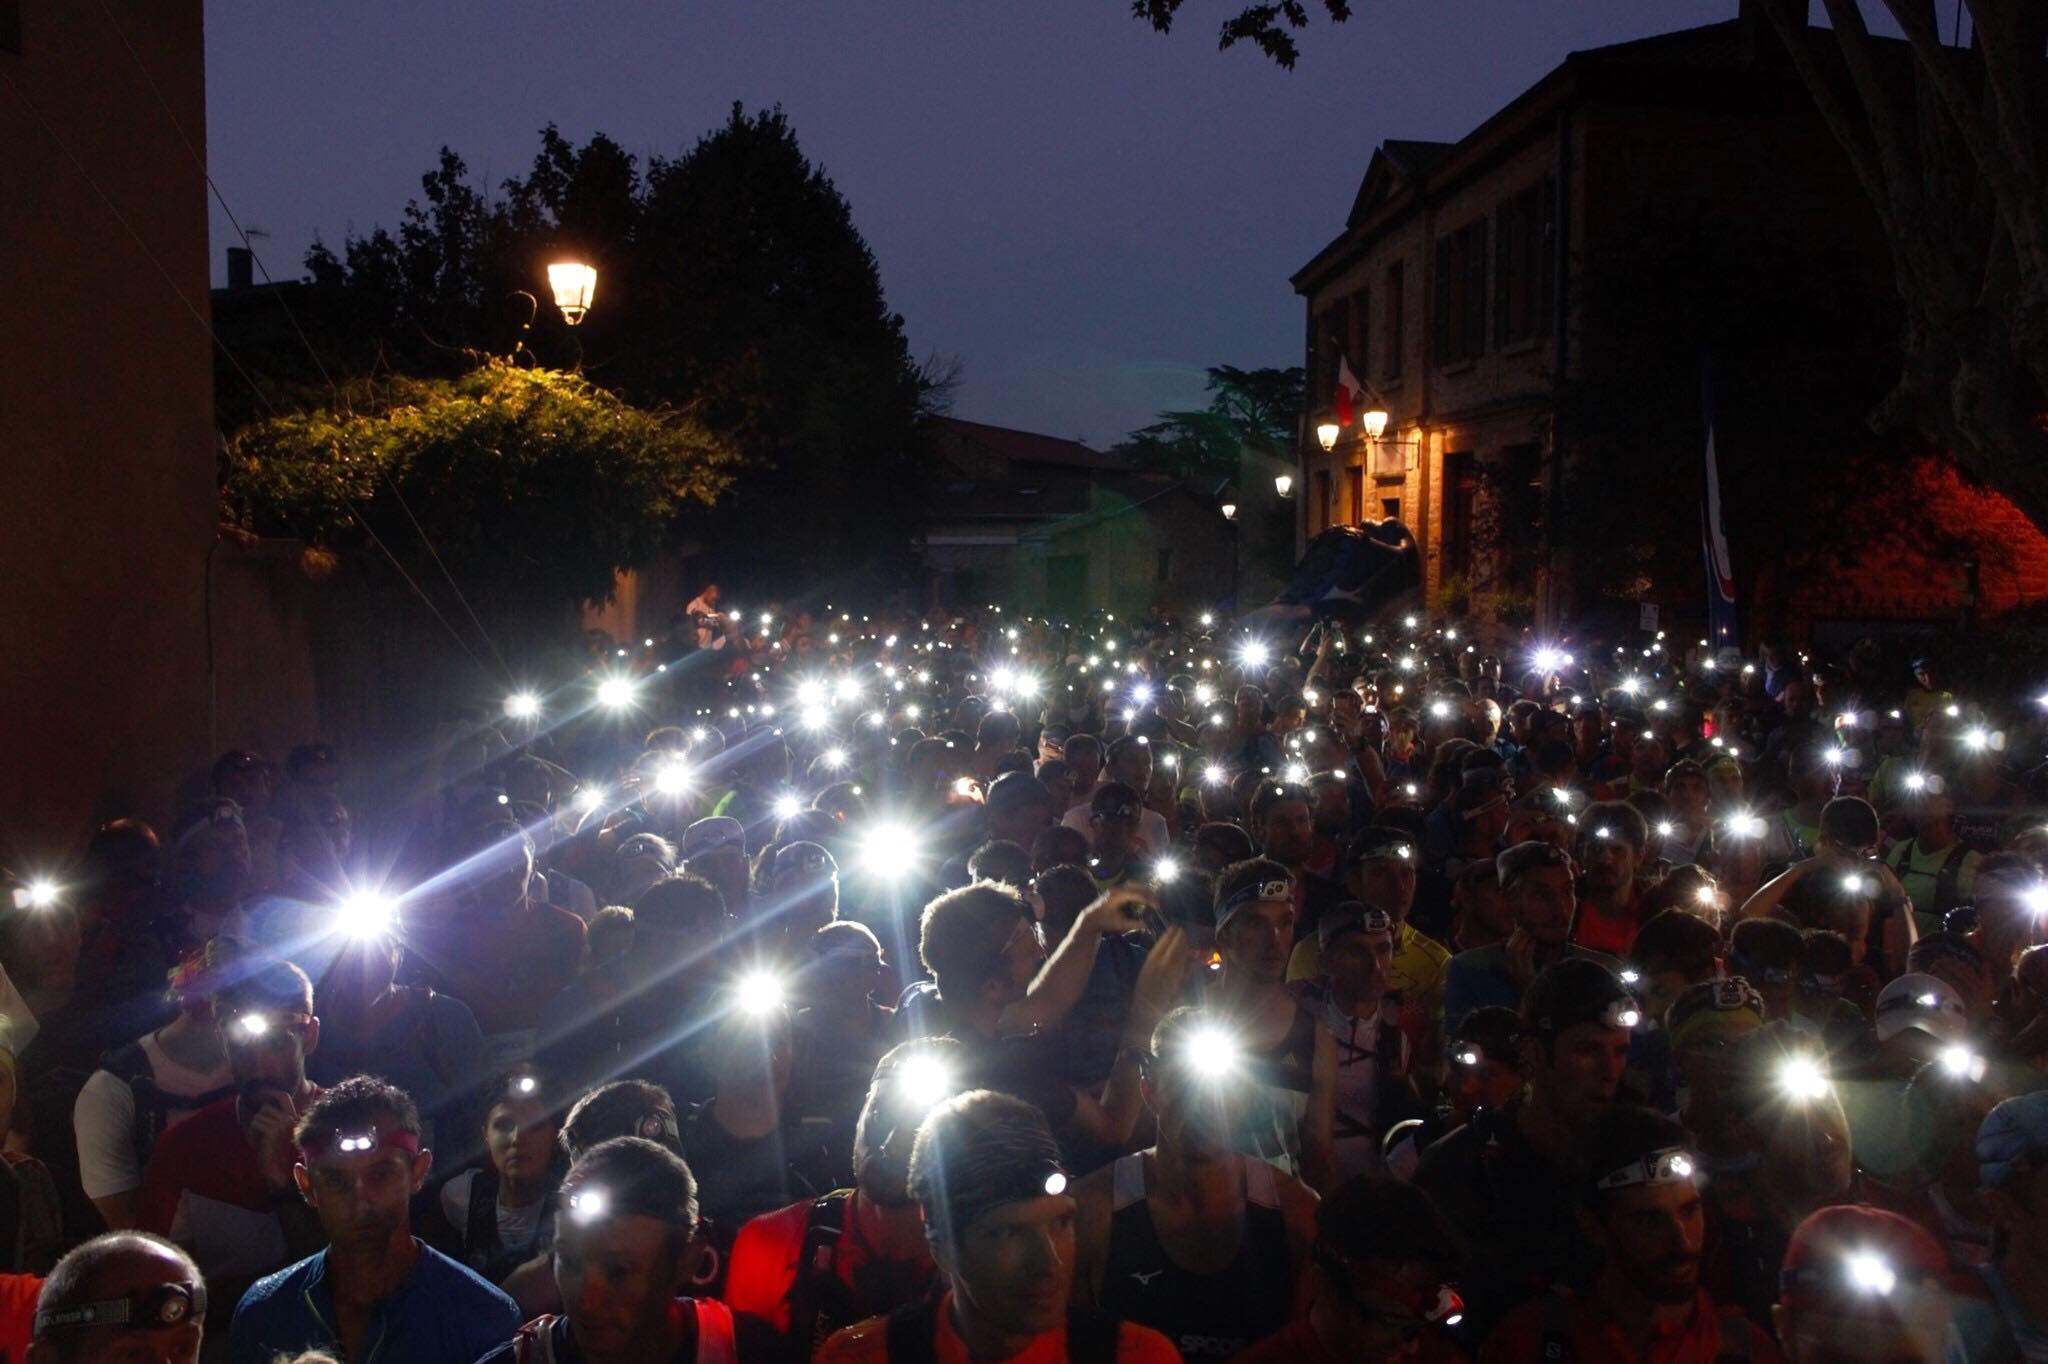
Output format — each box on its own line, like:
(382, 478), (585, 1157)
(1096, 1154), (1292, 1364)
(881, 1298), (1118, 1364)
(462, 1166), (556, 1285)
(1539, 1290), (1758, 1363)
(96, 1039), (233, 1176)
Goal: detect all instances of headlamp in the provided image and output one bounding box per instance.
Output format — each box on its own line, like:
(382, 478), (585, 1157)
(1154, 857), (1182, 884)
(1203, 764), (1228, 786)
(513, 1075), (539, 1097)
(1594, 1145), (1697, 1191)
(892, 1054), (957, 1112)
(596, 676), (638, 710)
(1778, 1055), (1833, 1102)
(13, 879), (59, 911)
(335, 890), (397, 940)
(772, 794), (803, 820)
(1607, 999), (1643, 1030)
(653, 760), (693, 796)
(1694, 884), (1718, 907)
(567, 1188), (610, 1223)
(1453, 1046), (1483, 1068)
(859, 822), (921, 878)
(34, 1282), (206, 1339)
(1176, 1024), (1243, 1082)
(504, 691), (542, 721)
(1904, 772), (1929, 792)
(734, 971), (787, 1016)
(1845, 1251), (1896, 1297)
(1939, 1045), (1987, 1083)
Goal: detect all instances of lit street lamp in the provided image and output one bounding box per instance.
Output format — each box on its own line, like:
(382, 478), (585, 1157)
(547, 261), (598, 325)
(1362, 409), (1389, 440)
(1273, 474), (1294, 498)
(1315, 421), (1340, 452)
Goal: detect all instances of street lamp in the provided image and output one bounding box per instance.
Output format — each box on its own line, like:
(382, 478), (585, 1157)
(1362, 409), (1389, 440)
(1220, 502), (1238, 521)
(547, 261), (597, 325)
(1315, 422), (1340, 452)
(1273, 474), (1294, 498)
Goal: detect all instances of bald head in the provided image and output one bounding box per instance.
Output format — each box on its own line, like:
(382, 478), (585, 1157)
(31, 1233), (203, 1364)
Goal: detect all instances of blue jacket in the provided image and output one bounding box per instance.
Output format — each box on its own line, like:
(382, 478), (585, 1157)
(227, 1238), (520, 1364)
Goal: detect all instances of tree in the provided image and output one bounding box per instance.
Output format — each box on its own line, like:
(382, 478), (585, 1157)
(223, 362), (737, 622)
(222, 108), (941, 598)
(1135, 1), (2048, 530)
(1109, 365), (1303, 478)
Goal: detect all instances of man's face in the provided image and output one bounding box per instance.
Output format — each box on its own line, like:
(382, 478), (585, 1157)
(1315, 1256), (1442, 1364)
(1068, 748), (1102, 787)
(220, 766), (271, 812)
(1326, 930), (1393, 1001)
(1530, 1022), (1630, 1128)
(296, 1134), (428, 1248)
(1147, 1062), (1244, 1161)
(1456, 880), (1513, 945)
(1667, 773), (1709, 817)
(1220, 899), (1296, 984)
(990, 798), (1051, 848)
(30, 1247), (204, 1364)
(1509, 865), (1576, 945)
(222, 1012), (313, 1102)
(1446, 1050), (1521, 1117)
(487, 1098), (557, 1186)
(1260, 800), (1314, 865)
(1580, 833), (1638, 897)
(942, 1195), (1077, 1340)
(1348, 856), (1417, 923)
(1111, 748), (1152, 790)
(992, 917), (1048, 1004)
(555, 1213), (685, 1358)
(1041, 771), (1075, 811)
(1591, 1179), (1704, 1306)
(691, 845), (746, 893)
(1090, 811), (1139, 861)
(1311, 785), (1349, 838)
(1776, 1304), (1951, 1364)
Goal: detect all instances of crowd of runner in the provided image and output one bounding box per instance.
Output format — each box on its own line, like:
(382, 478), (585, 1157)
(8, 589), (2048, 1364)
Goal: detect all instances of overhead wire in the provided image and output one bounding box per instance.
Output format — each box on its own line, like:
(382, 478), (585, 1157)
(0, 58), (494, 679)
(91, 0), (514, 683)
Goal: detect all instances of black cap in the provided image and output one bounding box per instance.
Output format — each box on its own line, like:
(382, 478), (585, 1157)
(1522, 958), (1639, 1036)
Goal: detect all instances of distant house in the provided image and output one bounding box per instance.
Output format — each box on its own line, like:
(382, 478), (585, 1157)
(922, 417), (1268, 619)
(1289, 0), (2048, 641)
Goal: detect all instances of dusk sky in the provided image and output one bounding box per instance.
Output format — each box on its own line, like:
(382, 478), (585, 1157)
(204, 0), (1740, 447)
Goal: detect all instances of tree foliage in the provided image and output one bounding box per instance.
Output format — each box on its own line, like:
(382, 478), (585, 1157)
(220, 106), (941, 597)
(223, 362), (737, 616)
(1110, 365), (1303, 477)
(1136, 1), (2048, 530)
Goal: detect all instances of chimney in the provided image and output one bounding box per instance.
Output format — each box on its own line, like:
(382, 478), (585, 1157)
(226, 246), (253, 290)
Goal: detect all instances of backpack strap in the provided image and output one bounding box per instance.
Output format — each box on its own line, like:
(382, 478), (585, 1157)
(883, 1298), (940, 1364)
(1935, 843), (1971, 914)
(1065, 1308), (1121, 1364)
(1540, 1289), (1574, 1362)
(789, 1190), (854, 1353)
(692, 1299), (737, 1364)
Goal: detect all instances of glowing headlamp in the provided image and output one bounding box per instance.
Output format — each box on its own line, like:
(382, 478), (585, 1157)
(1593, 1145), (1697, 1191)
(1939, 1045), (1987, 1083)
(1154, 857), (1182, 884)
(734, 971), (787, 1016)
(654, 760), (693, 797)
(1607, 1000), (1643, 1030)
(574, 786), (607, 813)
(514, 1075), (539, 1096)
(772, 794), (803, 820)
(1846, 1251), (1896, 1297)
(1177, 1024), (1243, 1082)
(893, 1053), (957, 1112)
(1237, 641), (1271, 668)
(504, 692), (542, 721)
(1778, 1055), (1832, 1102)
(1453, 1046), (1483, 1068)
(1203, 764), (1228, 787)
(567, 1188), (610, 1223)
(859, 822), (922, 879)
(596, 676), (638, 710)
(12, 880), (59, 911)
(335, 890), (397, 940)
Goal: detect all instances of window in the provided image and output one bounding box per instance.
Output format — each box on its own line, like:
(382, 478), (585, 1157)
(1381, 496), (1402, 523)
(1310, 299), (1348, 406)
(1442, 451), (1476, 578)
(1495, 179), (1556, 347)
(0, 0), (19, 53)
(1382, 262), (1405, 382)
(1433, 219), (1488, 366)
(1313, 471), (1333, 536)
(1156, 547), (1173, 583)
(1347, 467), (1364, 526)
(1347, 285), (1371, 381)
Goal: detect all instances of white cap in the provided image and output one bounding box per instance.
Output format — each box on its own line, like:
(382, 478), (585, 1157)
(1873, 972), (1969, 1045)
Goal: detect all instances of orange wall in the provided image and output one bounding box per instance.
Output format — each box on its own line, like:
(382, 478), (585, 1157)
(0, 1), (218, 860)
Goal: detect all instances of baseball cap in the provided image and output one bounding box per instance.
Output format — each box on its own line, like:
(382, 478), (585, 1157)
(1498, 839), (1574, 889)
(1347, 827), (1418, 866)
(1523, 958), (1639, 1036)
(1977, 1091), (2048, 1191)
(1779, 1204), (1948, 1313)
(1872, 973), (1969, 1044)
(1317, 902), (1394, 951)
(680, 816), (745, 860)
(769, 841), (838, 886)
(1215, 876), (1292, 930)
